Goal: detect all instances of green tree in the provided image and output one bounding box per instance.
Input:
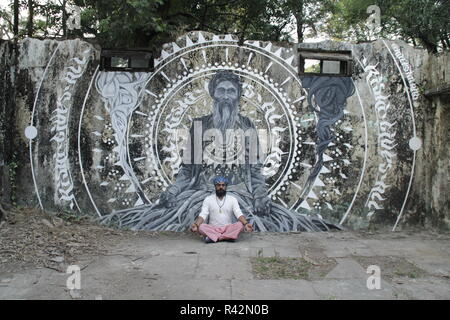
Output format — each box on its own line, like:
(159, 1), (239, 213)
(26, 0), (33, 36)
(34, 1), (65, 38)
(0, 7), (13, 39)
(13, 0), (19, 37)
(2, 0), (338, 47)
(285, 0), (335, 43)
(72, 0), (187, 49)
(325, 0), (450, 53)
(185, 0), (294, 43)
(68, 0), (329, 48)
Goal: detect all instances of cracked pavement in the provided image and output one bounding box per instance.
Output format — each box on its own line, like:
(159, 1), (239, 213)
(1, 228), (449, 300)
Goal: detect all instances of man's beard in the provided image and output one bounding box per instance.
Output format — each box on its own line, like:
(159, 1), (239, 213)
(215, 189), (226, 197)
(212, 99), (238, 132)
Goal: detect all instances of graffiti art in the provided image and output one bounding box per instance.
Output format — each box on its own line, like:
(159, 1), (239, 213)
(27, 32), (419, 231)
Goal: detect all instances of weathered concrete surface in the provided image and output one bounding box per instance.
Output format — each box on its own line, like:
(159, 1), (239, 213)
(411, 51), (450, 231)
(0, 40), (16, 207)
(1, 230), (449, 300)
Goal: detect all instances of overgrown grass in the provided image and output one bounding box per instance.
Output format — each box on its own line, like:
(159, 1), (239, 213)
(250, 256), (313, 280)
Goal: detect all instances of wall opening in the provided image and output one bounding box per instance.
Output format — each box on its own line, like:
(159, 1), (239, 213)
(100, 49), (154, 72)
(299, 49), (353, 76)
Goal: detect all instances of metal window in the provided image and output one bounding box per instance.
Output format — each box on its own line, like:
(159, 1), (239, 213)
(298, 49), (353, 77)
(100, 49), (154, 72)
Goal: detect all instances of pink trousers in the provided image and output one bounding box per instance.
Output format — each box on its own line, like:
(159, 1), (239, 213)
(198, 222), (244, 242)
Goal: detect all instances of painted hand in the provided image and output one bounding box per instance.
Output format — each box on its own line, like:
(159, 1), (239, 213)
(190, 223), (198, 233)
(254, 197), (271, 216)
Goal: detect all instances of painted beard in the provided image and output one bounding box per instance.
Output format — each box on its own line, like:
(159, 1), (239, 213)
(212, 99), (238, 132)
(215, 189), (226, 197)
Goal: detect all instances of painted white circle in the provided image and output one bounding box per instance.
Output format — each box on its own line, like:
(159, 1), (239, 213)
(25, 126), (37, 139)
(409, 136), (422, 151)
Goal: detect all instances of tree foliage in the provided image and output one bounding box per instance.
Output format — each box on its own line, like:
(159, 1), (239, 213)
(325, 0), (450, 52)
(0, 0), (448, 53)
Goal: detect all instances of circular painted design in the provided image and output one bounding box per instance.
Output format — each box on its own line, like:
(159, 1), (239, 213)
(409, 136), (422, 151)
(25, 126), (38, 140)
(83, 32), (365, 218)
(27, 32), (418, 231)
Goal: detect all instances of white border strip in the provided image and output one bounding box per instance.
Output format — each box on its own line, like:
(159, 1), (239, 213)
(29, 43), (61, 210)
(382, 40), (417, 231)
(78, 66), (102, 218)
(339, 80), (369, 225)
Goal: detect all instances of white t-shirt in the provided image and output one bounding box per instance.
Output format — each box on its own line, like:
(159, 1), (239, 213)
(199, 194), (244, 227)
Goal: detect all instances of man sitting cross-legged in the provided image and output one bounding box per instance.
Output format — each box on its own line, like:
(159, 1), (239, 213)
(190, 176), (253, 243)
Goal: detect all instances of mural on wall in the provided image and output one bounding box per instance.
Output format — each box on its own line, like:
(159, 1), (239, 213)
(95, 72), (152, 206)
(50, 46), (91, 212)
(26, 32), (421, 231)
(298, 76), (355, 202)
(26, 40), (93, 212)
(101, 70), (341, 232)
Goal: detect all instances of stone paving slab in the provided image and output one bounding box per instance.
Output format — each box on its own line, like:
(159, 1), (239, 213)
(271, 246), (302, 258)
(0, 268), (68, 300)
(139, 255), (199, 279)
(359, 239), (443, 257)
(226, 244), (302, 258)
(1, 230), (449, 300)
(114, 238), (228, 257)
(389, 277), (450, 300)
(324, 258), (368, 280)
(195, 255), (253, 280)
(311, 279), (396, 300)
(243, 247), (277, 258)
(231, 279), (319, 300)
(150, 279), (232, 300)
(321, 241), (377, 258)
(405, 255), (450, 277)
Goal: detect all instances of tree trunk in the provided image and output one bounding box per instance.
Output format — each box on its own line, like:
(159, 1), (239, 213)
(62, 0), (67, 37)
(419, 32), (438, 53)
(44, 2), (49, 37)
(13, 0), (19, 38)
(200, 1), (208, 30)
(422, 39), (438, 53)
(293, 0), (304, 43)
(27, 0), (34, 37)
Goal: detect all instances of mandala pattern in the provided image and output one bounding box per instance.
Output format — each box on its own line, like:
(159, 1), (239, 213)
(27, 34), (418, 230)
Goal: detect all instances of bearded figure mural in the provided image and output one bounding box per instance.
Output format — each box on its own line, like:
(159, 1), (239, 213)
(102, 71), (343, 232)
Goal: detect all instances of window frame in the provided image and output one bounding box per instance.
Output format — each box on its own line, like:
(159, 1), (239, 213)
(298, 48), (353, 77)
(100, 49), (154, 72)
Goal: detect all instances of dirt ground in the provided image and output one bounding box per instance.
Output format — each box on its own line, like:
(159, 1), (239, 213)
(0, 206), (448, 275)
(0, 206), (170, 273)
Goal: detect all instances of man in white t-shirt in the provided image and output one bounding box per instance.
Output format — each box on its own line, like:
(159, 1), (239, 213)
(190, 176), (253, 243)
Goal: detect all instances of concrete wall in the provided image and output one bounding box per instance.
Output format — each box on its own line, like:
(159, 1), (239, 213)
(410, 52), (449, 230)
(0, 33), (448, 231)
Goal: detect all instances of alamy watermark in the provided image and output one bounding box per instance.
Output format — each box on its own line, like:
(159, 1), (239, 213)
(66, 265), (81, 290)
(366, 5), (381, 33)
(67, 6), (81, 31)
(178, 121), (275, 166)
(366, 265), (381, 290)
